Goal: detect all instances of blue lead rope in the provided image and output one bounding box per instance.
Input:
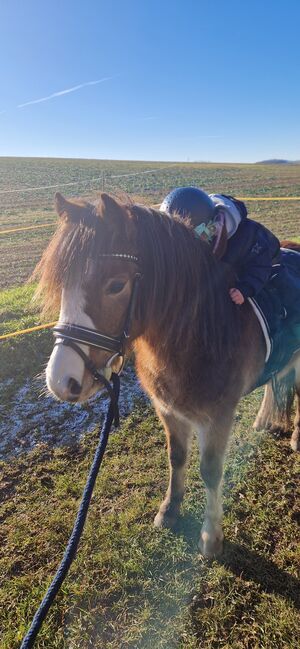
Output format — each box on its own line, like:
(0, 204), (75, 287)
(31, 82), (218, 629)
(20, 373), (120, 648)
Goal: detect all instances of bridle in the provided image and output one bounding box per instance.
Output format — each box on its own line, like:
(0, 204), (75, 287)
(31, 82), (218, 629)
(53, 253), (141, 391)
(21, 253), (141, 647)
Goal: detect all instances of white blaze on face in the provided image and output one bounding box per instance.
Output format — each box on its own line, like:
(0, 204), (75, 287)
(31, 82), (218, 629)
(46, 286), (95, 400)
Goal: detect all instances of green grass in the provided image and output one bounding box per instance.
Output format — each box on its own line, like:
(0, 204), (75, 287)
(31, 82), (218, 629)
(0, 159), (300, 647)
(0, 284), (54, 403)
(0, 283), (39, 334)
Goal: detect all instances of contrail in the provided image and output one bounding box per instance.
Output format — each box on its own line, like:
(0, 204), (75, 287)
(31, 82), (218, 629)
(17, 76), (117, 108)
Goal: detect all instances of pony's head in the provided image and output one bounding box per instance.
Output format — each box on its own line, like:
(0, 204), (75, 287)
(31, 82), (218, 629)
(36, 192), (139, 402)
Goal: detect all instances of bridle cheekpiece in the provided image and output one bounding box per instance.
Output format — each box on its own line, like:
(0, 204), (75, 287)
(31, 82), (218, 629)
(53, 253), (141, 384)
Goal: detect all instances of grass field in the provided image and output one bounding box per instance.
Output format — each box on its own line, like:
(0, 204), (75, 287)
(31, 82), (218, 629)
(0, 159), (300, 648)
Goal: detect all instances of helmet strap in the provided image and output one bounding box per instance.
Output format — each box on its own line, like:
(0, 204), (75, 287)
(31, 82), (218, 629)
(212, 212), (228, 259)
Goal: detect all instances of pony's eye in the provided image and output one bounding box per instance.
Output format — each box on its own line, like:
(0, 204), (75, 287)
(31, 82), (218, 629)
(106, 280), (126, 295)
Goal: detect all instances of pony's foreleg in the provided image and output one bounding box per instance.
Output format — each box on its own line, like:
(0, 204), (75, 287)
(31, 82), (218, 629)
(153, 408), (193, 529)
(198, 413), (233, 558)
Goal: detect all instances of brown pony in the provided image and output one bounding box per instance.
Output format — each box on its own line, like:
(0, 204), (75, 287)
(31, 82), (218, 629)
(35, 193), (300, 558)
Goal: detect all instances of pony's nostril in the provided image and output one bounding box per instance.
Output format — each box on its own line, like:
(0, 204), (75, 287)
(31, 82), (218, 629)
(68, 377), (82, 396)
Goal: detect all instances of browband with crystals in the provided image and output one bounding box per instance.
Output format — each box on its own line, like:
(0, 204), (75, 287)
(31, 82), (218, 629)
(99, 253), (139, 263)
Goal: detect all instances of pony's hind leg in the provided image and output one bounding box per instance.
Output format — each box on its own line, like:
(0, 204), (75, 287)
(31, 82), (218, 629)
(198, 411), (233, 558)
(253, 382), (273, 431)
(291, 361), (300, 451)
(153, 407), (193, 529)
(291, 389), (300, 451)
(254, 361), (300, 451)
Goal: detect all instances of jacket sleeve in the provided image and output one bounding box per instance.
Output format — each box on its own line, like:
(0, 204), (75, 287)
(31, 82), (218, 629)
(235, 239), (275, 298)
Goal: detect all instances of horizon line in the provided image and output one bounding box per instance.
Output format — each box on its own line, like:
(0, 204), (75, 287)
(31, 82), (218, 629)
(0, 154), (298, 165)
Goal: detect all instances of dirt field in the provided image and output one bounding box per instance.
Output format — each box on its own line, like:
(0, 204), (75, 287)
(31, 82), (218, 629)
(1, 158), (300, 289)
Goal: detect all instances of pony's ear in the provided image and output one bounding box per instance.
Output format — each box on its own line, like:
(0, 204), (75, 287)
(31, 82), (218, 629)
(99, 193), (128, 225)
(55, 192), (91, 222)
(55, 192), (71, 217)
(98, 193), (135, 245)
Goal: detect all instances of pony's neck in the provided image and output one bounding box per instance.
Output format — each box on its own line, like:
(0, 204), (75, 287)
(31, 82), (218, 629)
(134, 207), (237, 364)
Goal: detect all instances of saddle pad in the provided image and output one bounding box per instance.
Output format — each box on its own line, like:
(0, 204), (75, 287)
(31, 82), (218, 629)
(248, 291), (300, 388)
(248, 297), (272, 362)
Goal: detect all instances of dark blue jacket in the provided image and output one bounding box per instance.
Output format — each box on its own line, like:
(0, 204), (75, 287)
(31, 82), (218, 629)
(214, 196), (300, 321)
(221, 213), (281, 299)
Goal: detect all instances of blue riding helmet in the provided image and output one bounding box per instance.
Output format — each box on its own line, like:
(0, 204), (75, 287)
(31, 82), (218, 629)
(160, 186), (216, 227)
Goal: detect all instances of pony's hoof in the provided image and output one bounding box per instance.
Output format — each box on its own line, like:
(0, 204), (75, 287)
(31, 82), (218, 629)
(290, 432), (300, 452)
(199, 529), (224, 559)
(154, 509), (177, 529)
(253, 417), (263, 431)
(253, 416), (270, 431)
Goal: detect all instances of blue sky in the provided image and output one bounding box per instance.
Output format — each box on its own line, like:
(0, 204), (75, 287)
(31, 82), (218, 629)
(0, 0), (299, 162)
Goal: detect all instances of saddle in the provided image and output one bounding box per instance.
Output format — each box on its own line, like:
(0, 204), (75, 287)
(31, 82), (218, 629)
(250, 248), (300, 388)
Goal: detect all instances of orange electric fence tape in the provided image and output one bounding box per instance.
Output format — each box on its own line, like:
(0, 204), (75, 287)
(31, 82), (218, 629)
(235, 196), (300, 201)
(0, 322), (57, 341)
(150, 196), (300, 209)
(1, 194), (300, 341)
(152, 196), (300, 207)
(1, 197), (300, 236)
(0, 222), (56, 236)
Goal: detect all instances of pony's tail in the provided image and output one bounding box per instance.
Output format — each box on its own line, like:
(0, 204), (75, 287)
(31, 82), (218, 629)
(254, 370), (296, 434)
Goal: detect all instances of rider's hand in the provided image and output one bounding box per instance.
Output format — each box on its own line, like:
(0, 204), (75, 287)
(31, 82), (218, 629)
(229, 288), (245, 305)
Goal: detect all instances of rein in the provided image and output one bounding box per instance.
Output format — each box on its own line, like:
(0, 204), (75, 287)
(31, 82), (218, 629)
(20, 253), (141, 647)
(20, 374), (120, 648)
